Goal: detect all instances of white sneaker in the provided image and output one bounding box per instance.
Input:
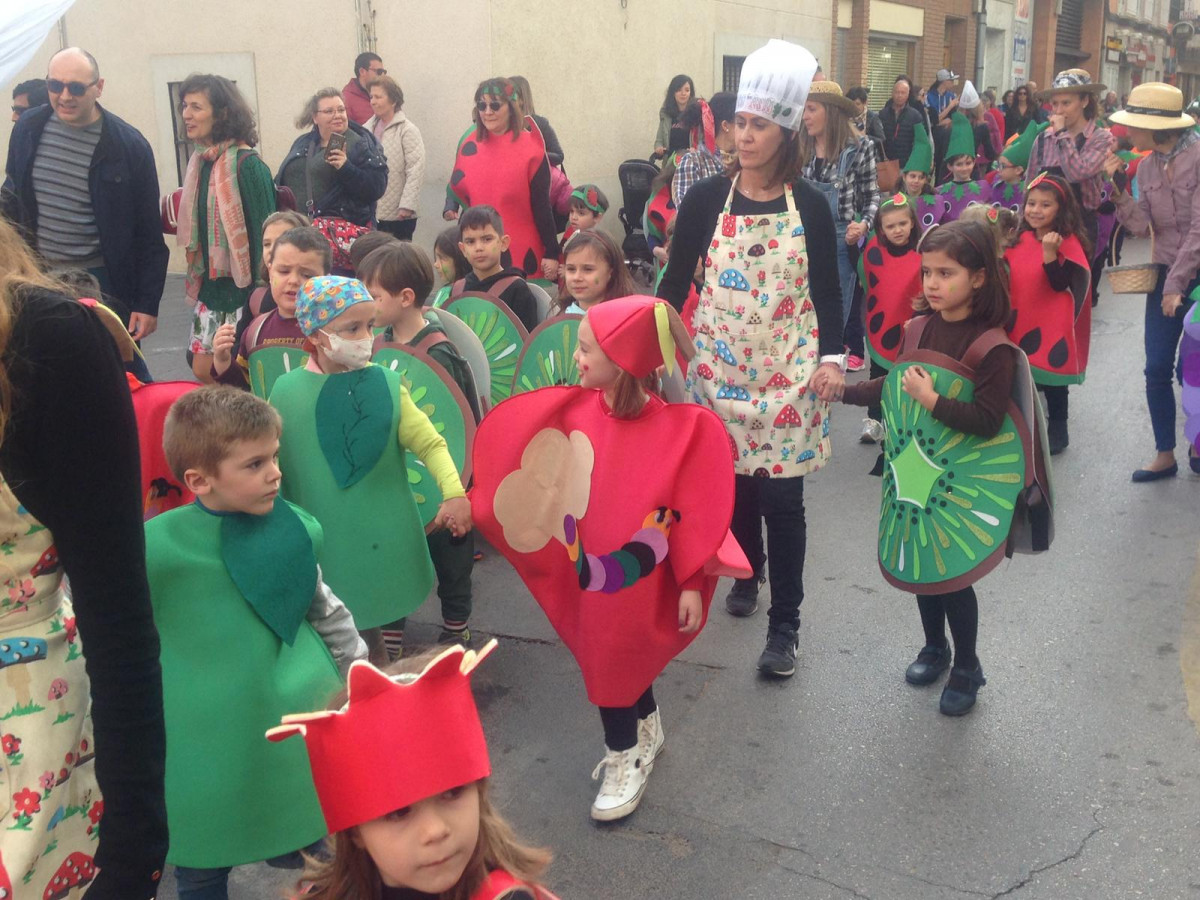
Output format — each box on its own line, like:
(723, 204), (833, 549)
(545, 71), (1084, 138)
(638, 709), (665, 772)
(860, 418), (885, 444)
(590, 746), (648, 821)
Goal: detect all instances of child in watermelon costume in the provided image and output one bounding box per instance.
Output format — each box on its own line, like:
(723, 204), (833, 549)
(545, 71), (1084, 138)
(214, 226), (332, 390)
(268, 645), (558, 900)
(857, 194), (923, 465)
(269, 276), (472, 662)
(360, 242), (480, 659)
(146, 387), (367, 896)
(470, 296), (750, 820)
(830, 221), (1048, 717)
(1004, 172), (1091, 455)
(934, 113), (987, 224)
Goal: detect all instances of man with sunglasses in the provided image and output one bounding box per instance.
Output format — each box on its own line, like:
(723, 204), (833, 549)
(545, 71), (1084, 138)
(343, 51), (386, 125)
(3, 47), (168, 342)
(10, 79), (49, 124)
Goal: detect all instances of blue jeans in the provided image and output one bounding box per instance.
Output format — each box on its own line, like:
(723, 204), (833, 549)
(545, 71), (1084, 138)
(174, 865), (232, 900)
(729, 474), (807, 632)
(1144, 268), (1197, 452)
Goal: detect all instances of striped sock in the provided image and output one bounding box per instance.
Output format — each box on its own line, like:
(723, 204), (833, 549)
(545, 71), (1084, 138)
(442, 620), (468, 634)
(381, 629), (404, 661)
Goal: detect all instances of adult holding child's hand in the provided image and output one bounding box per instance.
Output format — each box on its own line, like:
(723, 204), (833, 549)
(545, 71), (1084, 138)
(444, 77), (560, 280)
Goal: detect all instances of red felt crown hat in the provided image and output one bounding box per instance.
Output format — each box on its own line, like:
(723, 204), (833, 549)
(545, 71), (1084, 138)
(266, 641), (496, 833)
(586, 295), (696, 378)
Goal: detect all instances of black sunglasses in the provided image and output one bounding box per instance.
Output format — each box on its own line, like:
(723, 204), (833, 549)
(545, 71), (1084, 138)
(476, 100), (503, 113)
(46, 78), (97, 97)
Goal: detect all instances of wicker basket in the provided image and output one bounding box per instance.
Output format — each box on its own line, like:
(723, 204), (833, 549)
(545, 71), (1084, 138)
(1106, 224), (1159, 294)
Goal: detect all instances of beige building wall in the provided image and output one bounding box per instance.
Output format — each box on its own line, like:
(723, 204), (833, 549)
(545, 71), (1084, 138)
(2, 0), (832, 271)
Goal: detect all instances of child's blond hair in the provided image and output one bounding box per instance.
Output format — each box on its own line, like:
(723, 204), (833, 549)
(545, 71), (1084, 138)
(958, 204), (1019, 256)
(162, 386), (282, 481)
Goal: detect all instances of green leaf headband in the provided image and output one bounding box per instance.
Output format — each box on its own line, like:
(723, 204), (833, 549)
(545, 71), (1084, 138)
(481, 82), (517, 103)
(570, 186), (606, 214)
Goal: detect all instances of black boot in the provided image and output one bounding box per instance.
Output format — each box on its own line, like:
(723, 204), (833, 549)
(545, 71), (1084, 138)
(1047, 418), (1068, 456)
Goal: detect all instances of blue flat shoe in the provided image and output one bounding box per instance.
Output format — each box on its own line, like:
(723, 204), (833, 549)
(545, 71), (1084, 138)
(1131, 463), (1178, 483)
(1189, 449), (1200, 475)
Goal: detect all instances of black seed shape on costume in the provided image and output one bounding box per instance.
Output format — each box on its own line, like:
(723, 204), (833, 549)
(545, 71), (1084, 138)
(881, 323), (903, 350)
(450, 169), (466, 185)
(868, 272), (880, 288)
(866, 246), (884, 266)
(1019, 327), (1042, 356)
(866, 293), (878, 312)
(869, 312), (885, 333)
(460, 141), (478, 156)
(1047, 337), (1070, 368)
(522, 248), (539, 274)
(621, 541), (657, 578)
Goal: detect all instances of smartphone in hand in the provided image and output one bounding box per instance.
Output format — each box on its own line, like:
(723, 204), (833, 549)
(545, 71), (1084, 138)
(324, 132), (347, 160)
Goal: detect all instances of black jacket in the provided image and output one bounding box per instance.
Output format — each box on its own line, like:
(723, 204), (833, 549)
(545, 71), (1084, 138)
(878, 101), (927, 163)
(276, 120), (388, 226)
(3, 105), (169, 316)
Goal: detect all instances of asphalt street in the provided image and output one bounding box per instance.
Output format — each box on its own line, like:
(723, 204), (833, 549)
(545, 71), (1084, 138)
(148, 236), (1200, 899)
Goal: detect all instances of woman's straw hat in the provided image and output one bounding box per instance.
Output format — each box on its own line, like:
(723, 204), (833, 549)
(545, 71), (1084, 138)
(1110, 82), (1196, 131)
(806, 81), (858, 115)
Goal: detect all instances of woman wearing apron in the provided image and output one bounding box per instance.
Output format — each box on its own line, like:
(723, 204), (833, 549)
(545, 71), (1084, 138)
(658, 40), (846, 678)
(0, 221), (166, 898)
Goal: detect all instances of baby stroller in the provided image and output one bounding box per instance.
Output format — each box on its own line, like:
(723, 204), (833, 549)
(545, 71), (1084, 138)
(617, 159), (659, 288)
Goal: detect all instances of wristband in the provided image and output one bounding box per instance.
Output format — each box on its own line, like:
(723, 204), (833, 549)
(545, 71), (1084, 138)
(819, 353), (847, 373)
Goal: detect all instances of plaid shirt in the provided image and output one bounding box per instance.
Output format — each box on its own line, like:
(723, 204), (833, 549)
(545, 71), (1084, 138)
(801, 137), (880, 226)
(1026, 119), (1115, 212)
(672, 147), (725, 206)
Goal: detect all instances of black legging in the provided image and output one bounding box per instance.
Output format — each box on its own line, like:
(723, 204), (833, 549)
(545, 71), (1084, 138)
(1041, 384), (1069, 422)
(916, 586), (979, 670)
(598, 686), (657, 751)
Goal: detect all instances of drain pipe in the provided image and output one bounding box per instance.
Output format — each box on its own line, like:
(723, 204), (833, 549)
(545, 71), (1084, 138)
(975, 0), (988, 87)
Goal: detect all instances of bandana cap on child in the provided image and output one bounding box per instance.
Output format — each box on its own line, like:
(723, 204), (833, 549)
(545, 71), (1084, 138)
(266, 641), (496, 833)
(295, 275), (375, 337)
(735, 39), (818, 132)
(587, 295), (695, 378)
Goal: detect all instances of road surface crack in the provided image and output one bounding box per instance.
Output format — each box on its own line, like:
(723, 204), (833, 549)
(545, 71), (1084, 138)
(989, 808), (1105, 898)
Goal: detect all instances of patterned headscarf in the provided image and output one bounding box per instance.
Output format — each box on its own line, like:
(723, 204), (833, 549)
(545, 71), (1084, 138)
(295, 275), (376, 336)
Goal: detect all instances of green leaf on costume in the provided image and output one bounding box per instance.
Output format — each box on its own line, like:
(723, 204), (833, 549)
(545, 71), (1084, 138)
(315, 366), (393, 489)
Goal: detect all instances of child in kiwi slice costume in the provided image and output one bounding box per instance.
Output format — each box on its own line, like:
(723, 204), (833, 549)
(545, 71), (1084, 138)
(821, 220), (1030, 717)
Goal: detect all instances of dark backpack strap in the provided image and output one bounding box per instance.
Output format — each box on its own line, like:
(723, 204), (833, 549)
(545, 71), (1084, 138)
(414, 331), (450, 355)
(487, 275), (522, 298)
(248, 311), (272, 349)
(248, 286), (268, 317)
(450, 278), (467, 299)
(961, 327), (1014, 373)
(899, 313), (932, 356)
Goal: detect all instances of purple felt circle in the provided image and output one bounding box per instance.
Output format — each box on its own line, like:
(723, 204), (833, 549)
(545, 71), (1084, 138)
(600, 555), (626, 593)
(1185, 305), (1200, 340)
(1185, 412), (1200, 451)
(633, 527), (670, 563)
(1181, 347), (1200, 388)
(563, 515), (576, 545)
(1183, 384), (1200, 417)
(585, 554), (606, 591)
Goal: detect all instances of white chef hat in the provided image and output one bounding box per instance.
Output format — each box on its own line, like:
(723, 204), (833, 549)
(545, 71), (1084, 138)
(959, 80), (981, 109)
(735, 39), (819, 132)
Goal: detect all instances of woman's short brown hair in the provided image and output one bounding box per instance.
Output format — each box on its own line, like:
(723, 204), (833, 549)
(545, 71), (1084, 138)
(367, 75), (404, 112)
(178, 73), (259, 146)
(296, 88), (343, 130)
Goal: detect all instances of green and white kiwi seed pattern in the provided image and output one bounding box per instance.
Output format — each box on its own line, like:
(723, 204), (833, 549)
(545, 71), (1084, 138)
(879, 361), (1026, 591)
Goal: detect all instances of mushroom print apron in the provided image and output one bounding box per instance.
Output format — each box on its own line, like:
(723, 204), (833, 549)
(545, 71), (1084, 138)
(686, 177), (832, 478)
(0, 477), (100, 899)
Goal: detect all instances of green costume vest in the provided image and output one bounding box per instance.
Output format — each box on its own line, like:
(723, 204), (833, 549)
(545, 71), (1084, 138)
(145, 501), (341, 868)
(270, 364), (434, 628)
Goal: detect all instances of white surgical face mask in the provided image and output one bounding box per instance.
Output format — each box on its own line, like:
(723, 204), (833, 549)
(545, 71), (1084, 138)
(320, 329), (374, 370)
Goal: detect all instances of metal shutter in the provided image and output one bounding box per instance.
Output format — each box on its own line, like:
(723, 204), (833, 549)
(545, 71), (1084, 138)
(1057, 0), (1084, 50)
(867, 38), (911, 98)
(723, 56), (746, 93)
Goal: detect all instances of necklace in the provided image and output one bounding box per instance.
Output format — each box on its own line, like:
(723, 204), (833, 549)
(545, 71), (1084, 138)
(737, 178), (781, 201)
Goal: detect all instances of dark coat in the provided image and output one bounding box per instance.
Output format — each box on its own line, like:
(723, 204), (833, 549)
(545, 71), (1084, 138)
(3, 105), (169, 316)
(275, 120), (388, 227)
(878, 101), (927, 163)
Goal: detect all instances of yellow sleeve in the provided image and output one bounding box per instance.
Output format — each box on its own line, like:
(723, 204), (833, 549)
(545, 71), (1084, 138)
(397, 383), (466, 499)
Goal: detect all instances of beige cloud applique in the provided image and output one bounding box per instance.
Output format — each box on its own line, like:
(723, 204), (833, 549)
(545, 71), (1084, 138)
(493, 429), (594, 553)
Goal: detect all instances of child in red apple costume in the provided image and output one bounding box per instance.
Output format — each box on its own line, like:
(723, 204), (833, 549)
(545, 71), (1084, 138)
(471, 295), (750, 822)
(270, 642), (558, 900)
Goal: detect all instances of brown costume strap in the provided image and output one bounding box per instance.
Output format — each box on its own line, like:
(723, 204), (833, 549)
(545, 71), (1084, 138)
(451, 275), (521, 302)
(899, 313), (932, 355)
(960, 327), (1016, 373)
(248, 286), (269, 317)
(413, 331), (450, 354)
(451, 277), (467, 299)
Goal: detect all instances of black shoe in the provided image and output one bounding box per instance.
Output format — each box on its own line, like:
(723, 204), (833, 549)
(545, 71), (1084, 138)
(1047, 419), (1068, 456)
(725, 569), (763, 617)
(868, 451), (885, 478)
(1131, 462), (1178, 483)
(905, 644), (951, 686)
(437, 626), (472, 648)
(939, 664), (986, 716)
(1189, 449), (1200, 475)
(757, 626), (798, 677)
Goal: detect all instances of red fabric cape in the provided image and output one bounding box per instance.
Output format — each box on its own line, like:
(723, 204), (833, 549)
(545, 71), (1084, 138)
(470, 388), (748, 706)
(1004, 230), (1091, 385)
(449, 118), (548, 276)
(860, 235), (922, 368)
(129, 378), (200, 519)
